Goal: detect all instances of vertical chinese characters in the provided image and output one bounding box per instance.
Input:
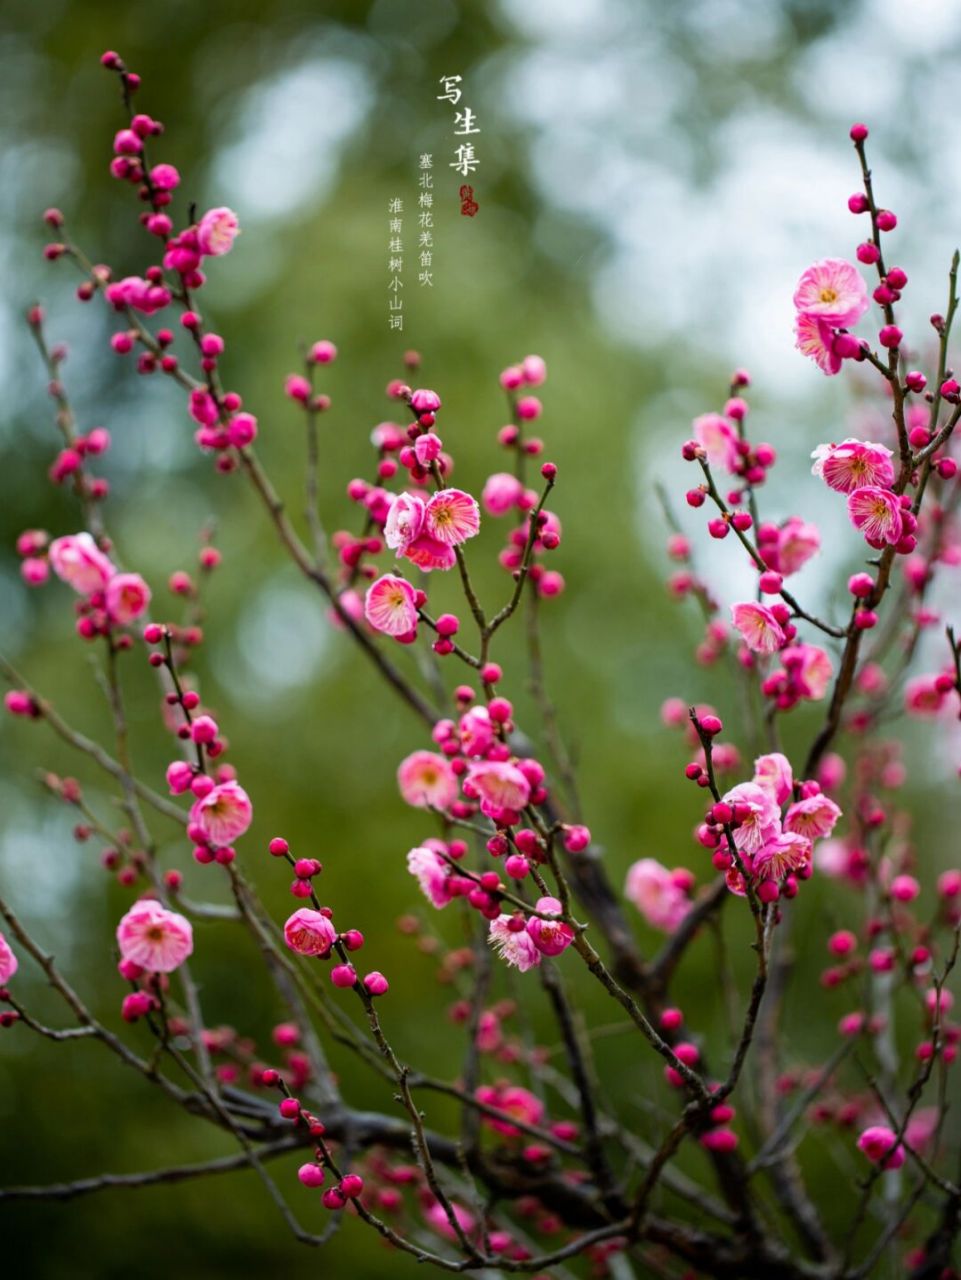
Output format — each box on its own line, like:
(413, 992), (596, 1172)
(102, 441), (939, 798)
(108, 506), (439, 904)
(437, 74), (481, 201)
(387, 195), (403, 331)
(417, 154), (433, 288)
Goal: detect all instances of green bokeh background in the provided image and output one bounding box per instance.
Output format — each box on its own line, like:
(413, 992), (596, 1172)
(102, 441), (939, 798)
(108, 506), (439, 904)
(2, 1), (960, 1276)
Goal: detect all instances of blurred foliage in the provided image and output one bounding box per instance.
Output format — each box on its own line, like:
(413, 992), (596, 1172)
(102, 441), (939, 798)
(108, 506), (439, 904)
(0, 1), (958, 1276)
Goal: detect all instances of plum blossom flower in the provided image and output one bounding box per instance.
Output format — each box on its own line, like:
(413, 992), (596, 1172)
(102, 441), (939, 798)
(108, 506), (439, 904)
(459, 706), (495, 757)
(364, 574), (419, 637)
(753, 831), (811, 880)
(397, 751), (458, 810)
(49, 533), (115, 595)
(0, 930), (18, 983)
(327, 588), (364, 631)
(105, 572), (151, 625)
(383, 492), (426, 554)
(482, 472), (524, 516)
(526, 896), (575, 957)
(104, 276), (171, 315)
(283, 908), (337, 957)
(784, 644), (833, 701)
(857, 1125), (905, 1170)
(414, 432), (442, 466)
(489, 914), (541, 971)
(407, 845), (453, 908)
(904, 675), (949, 716)
(693, 413), (740, 472)
(784, 794), (842, 840)
(905, 1108), (939, 1154)
(731, 602), (786, 654)
(464, 760), (531, 818)
(752, 753), (794, 805)
(424, 1198), (476, 1242)
(475, 1083), (545, 1136)
(812, 439), (895, 493)
(402, 532), (456, 571)
(795, 313), (842, 376)
(722, 782), (781, 854)
(116, 900), (193, 973)
(624, 859), (692, 932)
(847, 486), (904, 546)
(815, 839), (869, 884)
(775, 517), (820, 575)
(190, 780), (253, 846)
(793, 259), (869, 326)
(423, 489), (480, 547)
(197, 207), (240, 256)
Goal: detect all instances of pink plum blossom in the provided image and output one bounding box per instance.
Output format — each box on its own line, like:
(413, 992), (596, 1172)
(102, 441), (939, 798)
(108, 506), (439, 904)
(526, 896), (575, 957)
(731, 602), (786, 654)
(904, 1109), (939, 1154)
(793, 259), (869, 326)
(105, 572), (151, 625)
(383, 493), (426, 554)
(397, 751), (458, 810)
(459, 706), (495, 757)
(785, 644), (833, 701)
(423, 489), (480, 547)
(0, 930), (18, 983)
(402, 533), (456, 571)
(475, 1083), (544, 1135)
(721, 782), (781, 854)
(48, 533), (115, 595)
(283, 908), (337, 957)
(693, 413), (740, 472)
(424, 1198), (476, 1242)
(364, 574), (419, 637)
(775, 517), (820, 575)
(197, 207), (240, 256)
(104, 276), (172, 315)
(116, 900), (193, 973)
(407, 845), (453, 908)
(812, 439), (895, 493)
(795, 313), (842, 376)
(752, 753), (794, 805)
(326, 589), (364, 631)
(414, 432), (442, 466)
(904, 675), (948, 716)
(464, 760), (531, 818)
(784, 794), (842, 840)
(847, 486), (904, 545)
(489, 914), (541, 971)
(624, 859), (692, 932)
(190, 780), (253, 845)
(482, 472), (524, 516)
(753, 832), (811, 880)
(857, 1125), (905, 1170)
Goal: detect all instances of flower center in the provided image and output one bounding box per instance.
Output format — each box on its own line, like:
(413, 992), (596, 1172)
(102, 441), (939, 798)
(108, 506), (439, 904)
(819, 287), (838, 303)
(146, 926), (165, 941)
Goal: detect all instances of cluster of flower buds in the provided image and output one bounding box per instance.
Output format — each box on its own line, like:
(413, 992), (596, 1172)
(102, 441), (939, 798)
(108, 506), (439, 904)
(20, 531), (152, 638)
(276, 846), (386, 996)
(689, 740), (842, 904)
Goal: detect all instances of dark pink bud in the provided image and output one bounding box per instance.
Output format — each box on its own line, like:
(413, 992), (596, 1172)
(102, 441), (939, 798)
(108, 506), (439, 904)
(298, 1163), (325, 1188)
(331, 964), (357, 989)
